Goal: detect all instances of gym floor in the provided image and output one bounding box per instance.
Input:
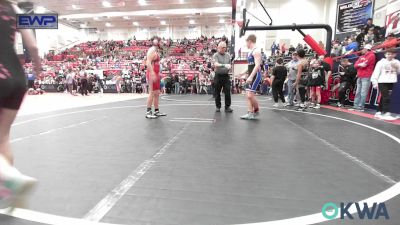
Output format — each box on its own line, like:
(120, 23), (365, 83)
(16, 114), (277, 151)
(0, 94), (399, 225)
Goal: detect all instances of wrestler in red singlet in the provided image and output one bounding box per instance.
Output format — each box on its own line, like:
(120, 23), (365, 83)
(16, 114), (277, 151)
(145, 36), (167, 119)
(146, 51), (161, 91)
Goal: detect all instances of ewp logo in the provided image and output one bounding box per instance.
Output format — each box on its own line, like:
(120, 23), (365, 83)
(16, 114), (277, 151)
(16, 14), (58, 29)
(322, 202), (389, 220)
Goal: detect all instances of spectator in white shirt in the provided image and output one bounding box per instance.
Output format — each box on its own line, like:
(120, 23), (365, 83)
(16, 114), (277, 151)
(371, 49), (400, 120)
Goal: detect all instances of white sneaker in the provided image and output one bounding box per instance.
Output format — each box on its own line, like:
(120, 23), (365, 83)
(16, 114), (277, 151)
(299, 103), (306, 108)
(273, 103), (279, 108)
(145, 111), (157, 119)
(314, 104), (321, 109)
(380, 113), (397, 121)
(374, 112), (382, 118)
(0, 167), (37, 209)
(240, 112), (256, 120)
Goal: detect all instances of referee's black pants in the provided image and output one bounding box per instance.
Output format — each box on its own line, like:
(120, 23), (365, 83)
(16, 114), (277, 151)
(214, 74), (231, 109)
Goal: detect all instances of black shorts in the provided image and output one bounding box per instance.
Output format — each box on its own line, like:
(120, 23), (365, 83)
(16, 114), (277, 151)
(0, 77), (26, 110)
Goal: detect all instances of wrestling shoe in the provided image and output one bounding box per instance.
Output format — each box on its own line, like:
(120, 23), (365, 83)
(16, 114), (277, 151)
(145, 111), (157, 119)
(240, 112), (256, 120)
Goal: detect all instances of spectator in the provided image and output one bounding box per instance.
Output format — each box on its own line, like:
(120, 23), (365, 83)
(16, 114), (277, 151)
(182, 76), (188, 94)
(288, 45), (296, 54)
(173, 73), (180, 94)
(195, 75), (200, 94)
(271, 58), (287, 107)
(364, 27), (377, 45)
(296, 43), (303, 51)
(371, 49), (400, 120)
(352, 44), (376, 111)
(141, 73), (147, 94)
(80, 74), (89, 96)
(344, 37), (359, 59)
(261, 49), (267, 65)
(199, 76), (208, 94)
(364, 18), (375, 34)
(271, 42), (278, 56)
(115, 74), (122, 94)
(337, 58), (357, 108)
(308, 58), (325, 109)
(281, 43), (287, 55)
(331, 40), (343, 57)
(27, 70), (35, 89)
(285, 52), (299, 106)
(356, 26), (365, 45)
(293, 49), (309, 110)
(318, 55), (332, 88)
(65, 70), (74, 94)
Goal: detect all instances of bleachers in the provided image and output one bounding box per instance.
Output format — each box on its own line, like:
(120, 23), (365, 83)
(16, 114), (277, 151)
(35, 36), (227, 81)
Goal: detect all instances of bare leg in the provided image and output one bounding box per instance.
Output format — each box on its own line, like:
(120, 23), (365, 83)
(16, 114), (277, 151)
(147, 91), (154, 108)
(0, 108), (37, 209)
(316, 89), (321, 104)
(310, 89), (316, 104)
(246, 91), (254, 112)
(153, 90), (160, 109)
(247, 91), (258, 112)
(0, 108), (18, 165)
(252, 96), (259, 112)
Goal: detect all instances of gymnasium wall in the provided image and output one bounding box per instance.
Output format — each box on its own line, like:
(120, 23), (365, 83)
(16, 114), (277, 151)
(91, 25), (231, 41)
(35, 24), (86, 57)
(32, 23), (230, 55)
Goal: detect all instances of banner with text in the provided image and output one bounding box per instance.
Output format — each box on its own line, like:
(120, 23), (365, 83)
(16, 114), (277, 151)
(335, 0), (374, 40)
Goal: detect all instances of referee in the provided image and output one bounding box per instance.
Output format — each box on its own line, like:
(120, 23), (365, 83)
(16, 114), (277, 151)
(213, 41), (233, 112)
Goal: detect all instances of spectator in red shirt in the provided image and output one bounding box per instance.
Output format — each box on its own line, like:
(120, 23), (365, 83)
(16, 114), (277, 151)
(352, 44), (376, 111)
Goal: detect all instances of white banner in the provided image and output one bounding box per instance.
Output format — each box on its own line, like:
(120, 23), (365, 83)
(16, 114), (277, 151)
(386, 1), (400, 36)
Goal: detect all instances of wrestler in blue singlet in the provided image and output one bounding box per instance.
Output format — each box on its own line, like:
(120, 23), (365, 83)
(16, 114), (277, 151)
(246, 48), (262, 92)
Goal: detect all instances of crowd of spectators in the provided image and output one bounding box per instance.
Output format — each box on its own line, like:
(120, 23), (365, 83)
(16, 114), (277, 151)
(25, 19), (399, 119)
(262, 18), (399, 120)
(26, 35), (230, 96)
